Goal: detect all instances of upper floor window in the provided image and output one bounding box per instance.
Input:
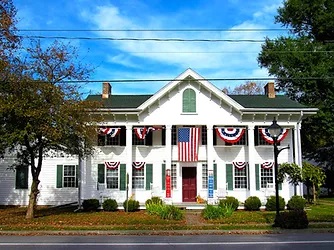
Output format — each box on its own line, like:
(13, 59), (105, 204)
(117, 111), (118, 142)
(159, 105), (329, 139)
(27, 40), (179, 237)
(98, 126), (126, 146)
(182, 88), (196, 113)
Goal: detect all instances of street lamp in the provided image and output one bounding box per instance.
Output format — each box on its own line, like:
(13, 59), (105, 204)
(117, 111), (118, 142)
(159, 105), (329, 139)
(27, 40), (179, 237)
(267, 117), (289, 227)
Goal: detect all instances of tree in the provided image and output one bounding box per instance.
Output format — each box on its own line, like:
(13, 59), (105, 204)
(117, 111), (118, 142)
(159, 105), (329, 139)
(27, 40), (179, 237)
(302, 161), (326, 204)
(223, 81), (265, 95)
(0, 40), (102, 219)
(257, 0), (334, 167)
(277, 162), (302, 195)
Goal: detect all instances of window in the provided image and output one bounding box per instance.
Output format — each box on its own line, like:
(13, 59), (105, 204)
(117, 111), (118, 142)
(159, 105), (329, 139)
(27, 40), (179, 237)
(57, 165), (78, 188)
(63, 165), (77, 188)
(106, 168), (119, 189)
(255, 126), (280, 146)
(15, 165), (28, 189)
(202, 164), (208, 189)
(234, 165), (248, 189)
(182, 88), (196, 113)
(171, 163), (177, 189)
(132, 166), (145, 189)
(172, 125), (177, 145)
(132, 128), (153, 146)
(261, 167), (273, 188)
(201, 125), (207, 145)
(98, 126), (126, 146)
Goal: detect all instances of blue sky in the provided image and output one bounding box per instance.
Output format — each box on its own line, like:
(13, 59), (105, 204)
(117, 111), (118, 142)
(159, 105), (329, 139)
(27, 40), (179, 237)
(13, 0), (288, 96)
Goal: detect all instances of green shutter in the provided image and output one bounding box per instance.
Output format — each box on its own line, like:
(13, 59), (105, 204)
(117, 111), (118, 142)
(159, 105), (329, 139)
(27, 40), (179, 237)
(97, 164), (105, 184)
(247, 164), (250, 190)
(214, 163), (217, 190)
(279, 183), (282, 190)
(162, 164), (166, 190)
(56, 165), (63, 188)
(226, 164), (233, 190)
(15, 166), (28, 189)
(182, 88), (196, 112)
(120, 164), (126, 191)
(255, 164), (260, 190)
(75, 165), (79, 188)
(146, 164), (153, 190)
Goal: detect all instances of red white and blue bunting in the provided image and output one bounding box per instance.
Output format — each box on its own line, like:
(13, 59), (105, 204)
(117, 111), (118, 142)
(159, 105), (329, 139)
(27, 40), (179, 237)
(233, 162), (248, 169)
(99, 127), (121, 137)
(132, 162), (145, 169)
(259, 128), (289, 144)
(261, 162), (274, 169)
(216, 127), (245, 143)
(104, 161), (120, 170)
(134, 126), (162, 140)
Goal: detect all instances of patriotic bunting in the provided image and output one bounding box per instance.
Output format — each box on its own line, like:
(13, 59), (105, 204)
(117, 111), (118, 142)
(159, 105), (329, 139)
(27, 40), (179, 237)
(233, 162), (247, 169)
(261, 162), (274, 169)
(134, 126), (162, 140)
(104, 161), (120, 170)
(216, 127), (245, 143)
(132, 162), (145, 169)
(99, 127), (121, 137)
(259, 128), (289, 144)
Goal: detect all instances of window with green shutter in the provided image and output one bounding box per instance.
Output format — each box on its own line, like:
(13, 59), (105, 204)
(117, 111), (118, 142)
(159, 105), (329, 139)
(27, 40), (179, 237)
(15, 165), (28, 189)
(56, 164), (78, 188)
(162, 164), (166, 190)
(255, 164), (260, 190)
(182, 88), (196, 113)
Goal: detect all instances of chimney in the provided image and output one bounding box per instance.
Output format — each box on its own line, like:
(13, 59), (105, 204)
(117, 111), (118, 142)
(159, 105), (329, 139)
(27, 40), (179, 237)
(264, 82), (275, 98)
(102, 82), (111, 99)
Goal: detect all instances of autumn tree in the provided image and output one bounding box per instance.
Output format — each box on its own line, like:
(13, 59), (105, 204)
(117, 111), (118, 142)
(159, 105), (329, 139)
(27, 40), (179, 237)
(223, 81), (265, 95)
(0, 39), (102, 219)
(257, 0), (334, 167)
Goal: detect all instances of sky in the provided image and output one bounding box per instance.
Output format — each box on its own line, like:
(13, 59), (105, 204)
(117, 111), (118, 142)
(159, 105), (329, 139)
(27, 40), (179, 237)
(13, 0), (288, 96)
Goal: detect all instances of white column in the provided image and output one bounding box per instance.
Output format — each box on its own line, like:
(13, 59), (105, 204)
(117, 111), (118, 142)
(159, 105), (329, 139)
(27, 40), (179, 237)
(247, 125), (256, 196)
(126, 125), (133, 196)
(295, 123), (303, 196)
(165, 125), (172, 171)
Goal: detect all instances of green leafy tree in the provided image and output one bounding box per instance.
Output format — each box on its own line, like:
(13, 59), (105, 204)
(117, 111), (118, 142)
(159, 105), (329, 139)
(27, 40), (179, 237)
(302, 161), (326, 203)
(257, 0), (334, 167)
(277, 162), (302, 195)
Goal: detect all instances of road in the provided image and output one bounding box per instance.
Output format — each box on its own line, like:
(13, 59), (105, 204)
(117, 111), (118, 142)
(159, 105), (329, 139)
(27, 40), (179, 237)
(0, 232), (333, 250)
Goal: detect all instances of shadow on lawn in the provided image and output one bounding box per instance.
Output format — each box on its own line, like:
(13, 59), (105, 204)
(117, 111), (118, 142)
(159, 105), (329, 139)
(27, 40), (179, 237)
(34, 204), (78, 218)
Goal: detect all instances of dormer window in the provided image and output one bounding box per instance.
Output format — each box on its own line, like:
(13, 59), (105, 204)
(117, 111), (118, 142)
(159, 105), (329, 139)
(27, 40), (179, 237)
(182, 88), (196, 113)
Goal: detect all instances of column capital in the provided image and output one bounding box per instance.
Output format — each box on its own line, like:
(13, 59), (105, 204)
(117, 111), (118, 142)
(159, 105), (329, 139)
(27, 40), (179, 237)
(165, 125), (172, 130)
(206, 124), (214, 131)
(126, 125), (132, 130)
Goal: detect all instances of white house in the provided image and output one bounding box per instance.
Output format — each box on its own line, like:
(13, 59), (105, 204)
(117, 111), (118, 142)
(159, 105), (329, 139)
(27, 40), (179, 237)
(0, 69), (317, 207)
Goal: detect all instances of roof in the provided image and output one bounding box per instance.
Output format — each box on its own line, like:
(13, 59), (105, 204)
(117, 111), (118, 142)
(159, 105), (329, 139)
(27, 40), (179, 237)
(86, 94), (153, 109)
(86, 93), (307, 109)
(229, 95), (308, 109)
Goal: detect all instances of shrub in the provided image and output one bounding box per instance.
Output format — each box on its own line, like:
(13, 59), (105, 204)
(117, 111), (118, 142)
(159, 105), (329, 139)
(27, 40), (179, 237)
(287, 196), (306, 210)
(159, 205), (184, 220)
(145, 196), (163, 206)
(218, 196), (239, 211)
(102, 199), (118, 212)
(123, 199), (139, 212)
(146, 203), (165, 216)
(277, 210), (309, 229)
(244, 196), (261, 211)
(202, 204), (234, 220)
(265, 196), (285, 211)
(82, 199), (100, 212)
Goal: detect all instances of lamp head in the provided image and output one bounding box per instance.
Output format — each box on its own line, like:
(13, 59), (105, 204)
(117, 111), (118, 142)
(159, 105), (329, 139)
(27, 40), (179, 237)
(268, 117), (282, 139)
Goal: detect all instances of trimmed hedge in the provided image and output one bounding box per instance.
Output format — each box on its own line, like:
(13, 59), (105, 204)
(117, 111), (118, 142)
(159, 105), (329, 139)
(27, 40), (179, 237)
(277, 210), (309, 229)
(265, 196), (285, 211)
(287, 196), (306, 210)
(218, 196), (239, 211)
(244, 196), (261, 211)
(82, 199), (100, 212)
(102, 199), (118, 211)
(123, 199), (139, 212)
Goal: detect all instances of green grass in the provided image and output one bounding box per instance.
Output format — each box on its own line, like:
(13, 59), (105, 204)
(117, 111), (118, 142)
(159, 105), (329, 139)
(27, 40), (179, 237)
(0, 198), (334, 232)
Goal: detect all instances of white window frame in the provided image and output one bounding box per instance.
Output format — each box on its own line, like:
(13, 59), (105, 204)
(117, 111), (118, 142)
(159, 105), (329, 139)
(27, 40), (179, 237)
(202, 163), (208, 189)
(234, 166), (248, 189)
(106, 167), (119, 189)
(63, 165), (76, 188)
(132, 166), (145, 189)
(260, 167), (274, 189)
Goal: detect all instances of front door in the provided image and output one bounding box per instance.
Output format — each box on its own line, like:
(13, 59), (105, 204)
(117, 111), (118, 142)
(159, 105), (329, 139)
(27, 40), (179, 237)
(182, 167), (197, 202)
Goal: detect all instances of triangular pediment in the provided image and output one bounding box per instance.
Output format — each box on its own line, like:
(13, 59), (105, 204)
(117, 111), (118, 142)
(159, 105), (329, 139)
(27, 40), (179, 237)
(138, 68), (243, 113)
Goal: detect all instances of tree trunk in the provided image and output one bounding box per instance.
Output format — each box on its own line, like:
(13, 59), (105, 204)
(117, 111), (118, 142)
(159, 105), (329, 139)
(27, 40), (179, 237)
(313, 183), (317, 204)
(25, 178), (40, 219)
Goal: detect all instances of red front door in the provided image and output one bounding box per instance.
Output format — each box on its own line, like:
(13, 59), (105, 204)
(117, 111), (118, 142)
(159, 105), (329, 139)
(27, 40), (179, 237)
(182, 167), (197, 202)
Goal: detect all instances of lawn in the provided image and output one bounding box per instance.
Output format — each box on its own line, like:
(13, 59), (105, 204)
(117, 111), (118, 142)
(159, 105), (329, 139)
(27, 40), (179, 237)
(0, 198), (333, 232)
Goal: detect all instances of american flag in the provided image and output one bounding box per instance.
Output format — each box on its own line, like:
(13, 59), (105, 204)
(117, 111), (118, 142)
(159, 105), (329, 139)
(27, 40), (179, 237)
(178, 127), (200, 162)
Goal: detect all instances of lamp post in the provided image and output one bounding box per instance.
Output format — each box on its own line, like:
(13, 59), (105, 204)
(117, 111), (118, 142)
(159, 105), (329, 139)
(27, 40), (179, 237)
(267, 117), (289, 227)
